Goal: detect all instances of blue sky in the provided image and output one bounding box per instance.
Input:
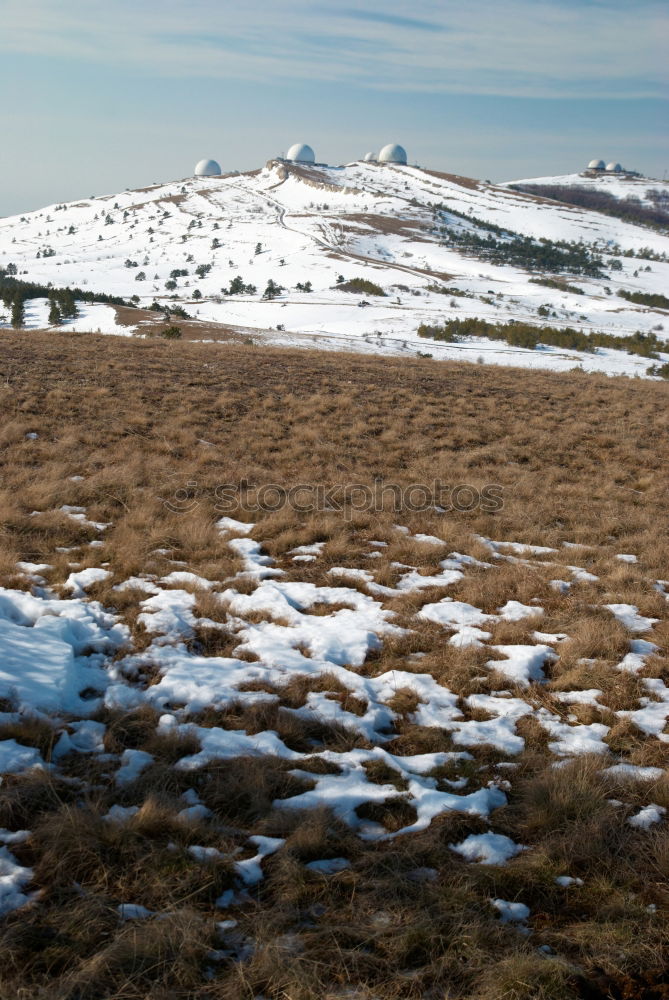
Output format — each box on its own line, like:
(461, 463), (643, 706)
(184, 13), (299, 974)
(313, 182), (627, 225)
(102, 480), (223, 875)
(1, 0), (666, 215)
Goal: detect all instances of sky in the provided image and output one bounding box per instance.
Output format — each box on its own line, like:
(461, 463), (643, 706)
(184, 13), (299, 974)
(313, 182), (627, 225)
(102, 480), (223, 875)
(1, 0), (667, 216)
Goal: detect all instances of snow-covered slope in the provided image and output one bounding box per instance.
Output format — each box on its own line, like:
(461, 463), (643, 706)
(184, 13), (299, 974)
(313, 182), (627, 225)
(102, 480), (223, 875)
(2, 160), (668, 376)
(504, 171), (669, 210)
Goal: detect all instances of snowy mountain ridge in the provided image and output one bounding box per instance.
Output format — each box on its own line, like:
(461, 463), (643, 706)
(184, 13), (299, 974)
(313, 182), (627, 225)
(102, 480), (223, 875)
(1, 160), (668, 377)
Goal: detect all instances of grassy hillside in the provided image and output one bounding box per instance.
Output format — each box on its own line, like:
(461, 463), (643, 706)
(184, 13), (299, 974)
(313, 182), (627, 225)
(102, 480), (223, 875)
(0, 332), (668, 999)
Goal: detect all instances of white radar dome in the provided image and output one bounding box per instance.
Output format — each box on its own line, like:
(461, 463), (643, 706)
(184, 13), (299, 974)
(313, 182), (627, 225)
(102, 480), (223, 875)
(363, 152), (376, 162)
(287, 143), (315, 164)
(194, 159), (222, 177)
(378, 143), (407, 165)
(606, 162), (623, 172)
(588, 159), (605, 170)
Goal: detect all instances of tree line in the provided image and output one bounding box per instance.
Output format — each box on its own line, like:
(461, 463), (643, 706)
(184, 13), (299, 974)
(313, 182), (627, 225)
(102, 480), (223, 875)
(418, 316), (666, 359)
(509, 184), (669, 232)
(0, 268), (134, 329)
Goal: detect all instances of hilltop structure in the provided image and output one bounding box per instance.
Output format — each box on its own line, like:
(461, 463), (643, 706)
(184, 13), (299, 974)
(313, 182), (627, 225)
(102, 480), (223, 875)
(277, 144), (407, 168)
(378, 143), (408, 165)
(194, 159), (222, 177)
(584, 159), (639, 177)
(286, 143), (315, 164)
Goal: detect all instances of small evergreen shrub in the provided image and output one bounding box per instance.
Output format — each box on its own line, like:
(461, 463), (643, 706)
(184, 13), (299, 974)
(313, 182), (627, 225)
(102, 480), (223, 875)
(529, 277), (584, 295)
(337, 278), (385, 296)
(225, 276), (256, 295)
(618, 289), (669, 310)
(262, 279), (284, 300)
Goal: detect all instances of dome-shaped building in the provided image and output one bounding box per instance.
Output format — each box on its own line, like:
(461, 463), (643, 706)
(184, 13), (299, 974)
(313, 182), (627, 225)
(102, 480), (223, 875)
(606, 162), (623, 173)
(588, 159), (605, 170)
(287, 143), (315, 164)
(194, 159), (222, 177)
(378, 143), (408, 165)
(363, 151), (376, 162)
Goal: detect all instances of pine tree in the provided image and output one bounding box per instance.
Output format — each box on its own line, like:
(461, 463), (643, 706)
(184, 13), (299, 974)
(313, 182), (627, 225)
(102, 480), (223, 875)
(262, 279), (284, 300)
(48, 300), (62, 326)
(60, 289), (78, 318)
(11, 296), (25, 329)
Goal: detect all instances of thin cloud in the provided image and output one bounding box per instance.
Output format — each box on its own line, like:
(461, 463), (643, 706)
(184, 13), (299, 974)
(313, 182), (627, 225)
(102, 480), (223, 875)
(1, 0), (666, 99)
(335, 8), (446, 32)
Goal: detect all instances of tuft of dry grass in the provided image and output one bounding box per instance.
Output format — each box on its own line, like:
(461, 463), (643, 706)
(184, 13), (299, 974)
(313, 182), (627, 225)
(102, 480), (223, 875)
(474, 954), (577, 1000)
(197, 756), (316, 826)
(0, 716), (58, 760)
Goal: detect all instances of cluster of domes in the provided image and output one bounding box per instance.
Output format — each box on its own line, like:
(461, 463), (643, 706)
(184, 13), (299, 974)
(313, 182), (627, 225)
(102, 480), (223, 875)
(281, 142), (409, 166)
(192, 149), (635, 182)
(363, 144), (408, 165)
(193, 142), (411, 175)
(587, 159), (623, 173)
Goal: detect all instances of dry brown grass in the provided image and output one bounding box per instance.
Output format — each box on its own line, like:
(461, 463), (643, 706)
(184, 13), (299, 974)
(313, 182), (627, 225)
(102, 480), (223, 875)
(0, 716), (58, 760)
(2, 333), (669, 998)
(2, 334), (667, 583)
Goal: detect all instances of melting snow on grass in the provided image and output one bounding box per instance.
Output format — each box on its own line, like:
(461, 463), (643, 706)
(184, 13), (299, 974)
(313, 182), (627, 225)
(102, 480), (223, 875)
(490, 898), (531, 924)
(0, 847), (35, 917)
(1, 523), (667, 908)
(0, 587), (128, 714)
(451, 833), (526, 865)
(627, 804), (666, 829)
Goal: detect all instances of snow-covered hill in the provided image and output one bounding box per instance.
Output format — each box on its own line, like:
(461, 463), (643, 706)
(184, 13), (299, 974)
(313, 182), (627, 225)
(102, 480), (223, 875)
(503, 170), (669, 210)
(2, 160), (669, 376)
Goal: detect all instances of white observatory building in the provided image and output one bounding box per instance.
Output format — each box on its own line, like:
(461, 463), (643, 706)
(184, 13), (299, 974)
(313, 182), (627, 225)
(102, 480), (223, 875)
(286, 143), (315, 164)
(587, 159), (605, 170)
(363, 151), (376, 162)
(194, 159), (222, 177)
(378, 143), (408, 165)
(606, 162), (623, 173)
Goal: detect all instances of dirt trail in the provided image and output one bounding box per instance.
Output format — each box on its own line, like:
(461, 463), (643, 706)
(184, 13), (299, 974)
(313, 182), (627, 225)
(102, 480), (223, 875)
(225, 174), (446, 285)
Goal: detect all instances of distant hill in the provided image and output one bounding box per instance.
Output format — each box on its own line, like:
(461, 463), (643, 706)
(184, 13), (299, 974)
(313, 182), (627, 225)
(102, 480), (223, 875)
(1, 160), (668, 377)
(503, 171), (669, 231)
